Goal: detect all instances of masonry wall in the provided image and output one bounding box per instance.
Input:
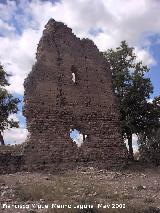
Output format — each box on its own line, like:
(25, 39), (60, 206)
(23, 19), (128, 168)
(0, 145), (24, 173)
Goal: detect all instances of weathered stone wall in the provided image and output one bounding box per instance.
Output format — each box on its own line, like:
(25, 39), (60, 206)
(0, 145), (24, 173)
(23, 19), (128, 168)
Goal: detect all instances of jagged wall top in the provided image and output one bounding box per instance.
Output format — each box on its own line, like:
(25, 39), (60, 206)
(36, 18), (103, 60)
(22, 18), (128, 167)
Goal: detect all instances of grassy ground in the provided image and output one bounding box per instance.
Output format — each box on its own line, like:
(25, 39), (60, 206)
(0, 165), (160, 213)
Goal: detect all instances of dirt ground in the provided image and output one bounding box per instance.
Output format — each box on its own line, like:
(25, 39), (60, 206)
(0, 164), (160, 213)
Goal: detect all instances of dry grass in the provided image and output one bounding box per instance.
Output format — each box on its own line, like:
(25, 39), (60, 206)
(0, 167), (160, 212)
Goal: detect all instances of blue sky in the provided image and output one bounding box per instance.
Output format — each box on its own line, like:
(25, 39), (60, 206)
(147, 43), (160, 98)
(0, 0), (160, 148)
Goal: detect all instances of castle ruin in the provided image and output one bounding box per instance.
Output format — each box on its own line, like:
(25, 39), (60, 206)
(22, 19), (128, 169)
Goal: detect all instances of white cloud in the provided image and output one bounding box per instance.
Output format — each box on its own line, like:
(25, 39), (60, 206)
(147, 98), (153, 103)
(0, 0), (159, 95)
(74, 132), (84, 147)
(0, 0), (16, 21)
(3, 127), (28, 145)
(8, 113), (19, 122)
(0, 0), (160, 145)
(0, 28), (41, 94)
(2, 112), (28, 145)
(135, 47), (157, 66)
(0, 19), (15, 36)
(132, 134), (139, 153)
(125, 134), (138, 153)
(70, 129), (84, 147)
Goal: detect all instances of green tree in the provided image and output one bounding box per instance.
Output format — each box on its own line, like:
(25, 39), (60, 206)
(103, 41), (155, 160)
(0, 64), (20, 145)
(138, 96), (160, 165)
(138, 128), (160, 166)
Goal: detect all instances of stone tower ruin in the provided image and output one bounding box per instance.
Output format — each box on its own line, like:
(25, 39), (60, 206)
(23, 19), (128, 168)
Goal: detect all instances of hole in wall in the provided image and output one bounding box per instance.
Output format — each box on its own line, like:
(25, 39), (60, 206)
(72, 73), (76, 83)
(71, 65), (78, 83)
(70, 129), (87, 147)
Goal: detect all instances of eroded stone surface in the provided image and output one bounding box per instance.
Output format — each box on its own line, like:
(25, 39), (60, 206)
(23, 19), (128, 167)
(0, 145), (24, 173)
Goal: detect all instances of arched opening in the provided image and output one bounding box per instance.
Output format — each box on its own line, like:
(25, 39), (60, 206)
(70, 129), (87, 147)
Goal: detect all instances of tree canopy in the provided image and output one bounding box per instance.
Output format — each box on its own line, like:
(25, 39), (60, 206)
(103, 41), (160, 160)
(138, 96), (160, 165)
(0, 64), (20, 145)
(138, 127), (160, 166)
